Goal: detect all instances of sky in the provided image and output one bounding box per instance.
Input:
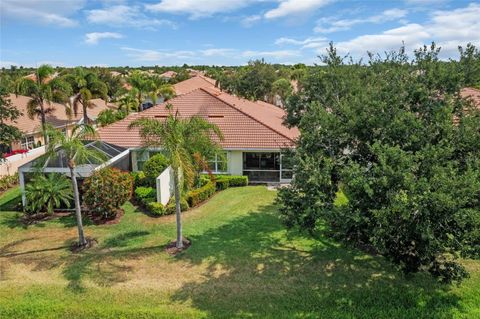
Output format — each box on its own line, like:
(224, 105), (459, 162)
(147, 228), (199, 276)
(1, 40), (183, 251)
(0, 0), (479, 67)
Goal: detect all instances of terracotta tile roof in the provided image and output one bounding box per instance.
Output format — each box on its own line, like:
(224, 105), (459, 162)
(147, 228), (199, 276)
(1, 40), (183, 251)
(159, 70), (177, 78)
(6, 95), (117, 134)
(77, 98), (118, 120)
(6, 94), (76, 134)
(173, 75), (217, 95)
(460, 87), (480, 109)
(98, 88), (298, 150)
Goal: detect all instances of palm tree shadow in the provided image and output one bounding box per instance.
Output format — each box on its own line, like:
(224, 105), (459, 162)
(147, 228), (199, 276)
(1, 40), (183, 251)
(61, 230), (163, 293)
(171, 204), (462, 319)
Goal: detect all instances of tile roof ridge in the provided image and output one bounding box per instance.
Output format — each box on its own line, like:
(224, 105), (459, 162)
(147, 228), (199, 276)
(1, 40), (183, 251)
(198, 87), (295, 143)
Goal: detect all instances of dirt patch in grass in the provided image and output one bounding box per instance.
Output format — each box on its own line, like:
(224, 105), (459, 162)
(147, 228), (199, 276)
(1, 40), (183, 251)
(165, 237), (191, 255)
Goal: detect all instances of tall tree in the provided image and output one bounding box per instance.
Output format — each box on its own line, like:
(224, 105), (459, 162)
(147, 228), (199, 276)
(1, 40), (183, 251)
(64, 68), (108, 124)
(149, 83), (176, 105)
(117, 88), (140, 115)
(0, 86), (23, 157)
(43, 124), (105, 246)
(130, 111), (223, 248)
(16, 64), (71, 145)
(278, 43), (480, 283)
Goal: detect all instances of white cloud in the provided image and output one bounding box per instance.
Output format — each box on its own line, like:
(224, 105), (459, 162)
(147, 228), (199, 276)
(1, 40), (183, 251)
(86, 5), (176, 29)
(85, 32), (123, 45)
(241, 15), (262, 27)
(315, 8), (408, 33)
(146, 0), (258, 19)
(201, 48), (236, 57)
(275, 36), (328, 49)
(242, 50), (302, 59)
(264, 0), (332, 19)
(1, 0), (84, 27)
(0, 61), (19, 68)
(332, 3), (480, 58)
(122, 47), (197, 62)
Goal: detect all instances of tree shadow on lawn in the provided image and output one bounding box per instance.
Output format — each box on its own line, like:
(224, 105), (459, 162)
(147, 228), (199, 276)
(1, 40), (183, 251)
(61, 229), (164, 293)
(172, 204), (463, 319)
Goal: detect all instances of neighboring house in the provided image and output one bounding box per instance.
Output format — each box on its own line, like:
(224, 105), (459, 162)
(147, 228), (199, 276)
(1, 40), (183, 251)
(98, 85), (299, 183)
(159, 70), (177, 80)
(461, 87), (480, 109)
(4, 94), (116, 151)
(173, 74), (217, 95)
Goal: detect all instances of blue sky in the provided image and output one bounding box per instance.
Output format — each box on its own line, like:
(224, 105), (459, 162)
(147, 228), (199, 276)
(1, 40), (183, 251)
(1, 0), (479, 67)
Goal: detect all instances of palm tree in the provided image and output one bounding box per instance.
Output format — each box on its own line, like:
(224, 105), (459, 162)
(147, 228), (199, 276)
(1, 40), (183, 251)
(16, 64), (72, 144)
(25, 173), (73, 215)
(127, 71), (153, 111)
(149, 83), (176, 105)
(43, 124), (105, 246)
(64, 68), (108, 124)
(130, 111), (223, 248)
(117, 89), (139, 115)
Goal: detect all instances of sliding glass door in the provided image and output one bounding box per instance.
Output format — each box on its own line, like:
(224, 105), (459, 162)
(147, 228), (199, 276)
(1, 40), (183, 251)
(243, 152), (280, 182)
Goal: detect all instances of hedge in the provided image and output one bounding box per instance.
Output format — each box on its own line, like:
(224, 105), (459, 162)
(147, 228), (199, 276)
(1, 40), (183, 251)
(147, 202), (166, 217)
(215, 179), (229, 191)
(143, 154), (169, 186)
(166, 197), (190, 215)
(215, 175), (248, 187)
(186, 181), (216, 207)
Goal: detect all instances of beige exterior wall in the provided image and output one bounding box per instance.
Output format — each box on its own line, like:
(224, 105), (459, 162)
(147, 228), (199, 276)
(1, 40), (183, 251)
(11, 125), (75, 151)
(228, 151), (243, 175)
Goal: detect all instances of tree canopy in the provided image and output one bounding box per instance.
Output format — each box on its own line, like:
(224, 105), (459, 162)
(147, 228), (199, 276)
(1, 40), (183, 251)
(278, 43), (480, 283)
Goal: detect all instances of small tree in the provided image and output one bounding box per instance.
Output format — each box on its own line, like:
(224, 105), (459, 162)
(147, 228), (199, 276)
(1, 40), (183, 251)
(130, 111), (223, 248)
(0, 85), (22, 159)
(43, 124), (105, 246)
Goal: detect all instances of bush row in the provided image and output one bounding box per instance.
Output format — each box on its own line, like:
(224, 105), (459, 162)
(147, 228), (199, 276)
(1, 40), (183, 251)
(0, 173), (18, 192)
(186, 181), (216, 207)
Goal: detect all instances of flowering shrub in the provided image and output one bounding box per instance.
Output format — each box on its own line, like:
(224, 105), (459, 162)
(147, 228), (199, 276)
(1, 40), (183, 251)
(83, 168), (133, 219)
(3, 149), (28, 158)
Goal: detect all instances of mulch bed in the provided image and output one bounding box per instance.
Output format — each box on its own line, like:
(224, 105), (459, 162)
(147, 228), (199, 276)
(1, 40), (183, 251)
(21, 212), (71, 225)
(86, 209), (124, 225)
(165, 237), (191, 255)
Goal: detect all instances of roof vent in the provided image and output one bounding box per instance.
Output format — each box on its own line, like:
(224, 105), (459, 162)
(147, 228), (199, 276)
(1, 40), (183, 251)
(208, 115), (224, 118)
(154, 115), (168, 118)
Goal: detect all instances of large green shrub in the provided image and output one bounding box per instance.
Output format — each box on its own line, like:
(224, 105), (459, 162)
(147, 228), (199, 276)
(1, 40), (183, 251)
(83, 168), (133, 219)
(186, 181), (216, 207)
(215, 178), (229, 190)
(24, 173), (73, 215)
(131, 171), (149, 188)
(134, 186), (156, 207)
(143, 154), (170, 186)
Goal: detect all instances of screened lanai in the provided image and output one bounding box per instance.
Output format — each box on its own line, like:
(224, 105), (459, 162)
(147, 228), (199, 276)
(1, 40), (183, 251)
(18, 141), (130, 207)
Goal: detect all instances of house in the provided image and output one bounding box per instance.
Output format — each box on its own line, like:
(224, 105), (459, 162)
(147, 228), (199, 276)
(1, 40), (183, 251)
(97, 84), (299, 183)
(173, 74), (217, 95)
(159, 70), (177, 80)
(461, 87), (480, 109)
(4, 94), (116, 151)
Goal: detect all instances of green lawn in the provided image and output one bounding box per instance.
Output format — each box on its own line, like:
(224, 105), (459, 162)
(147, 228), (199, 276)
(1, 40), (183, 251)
(0, 186), (21, 211)
(0, 186), (479, 318)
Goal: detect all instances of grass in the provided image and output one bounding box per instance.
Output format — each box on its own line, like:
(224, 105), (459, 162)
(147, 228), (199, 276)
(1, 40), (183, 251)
(0, 186), (479, 318)
(0, 186), (21, 211)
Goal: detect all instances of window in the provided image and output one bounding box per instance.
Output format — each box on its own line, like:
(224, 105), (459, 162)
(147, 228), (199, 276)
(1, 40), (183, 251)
(243, 152), (280, 170)
(21, 136), (35, 150)
(207, 152), (228, 173)
(136, 150), (150, 171)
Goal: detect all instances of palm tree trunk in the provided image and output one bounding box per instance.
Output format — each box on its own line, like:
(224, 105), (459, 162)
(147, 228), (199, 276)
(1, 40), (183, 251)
(69, 166), (87, 246)
(173, 169), (183, 249)
(40, 102), (48, 145)
(83, 102), (89, 124)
